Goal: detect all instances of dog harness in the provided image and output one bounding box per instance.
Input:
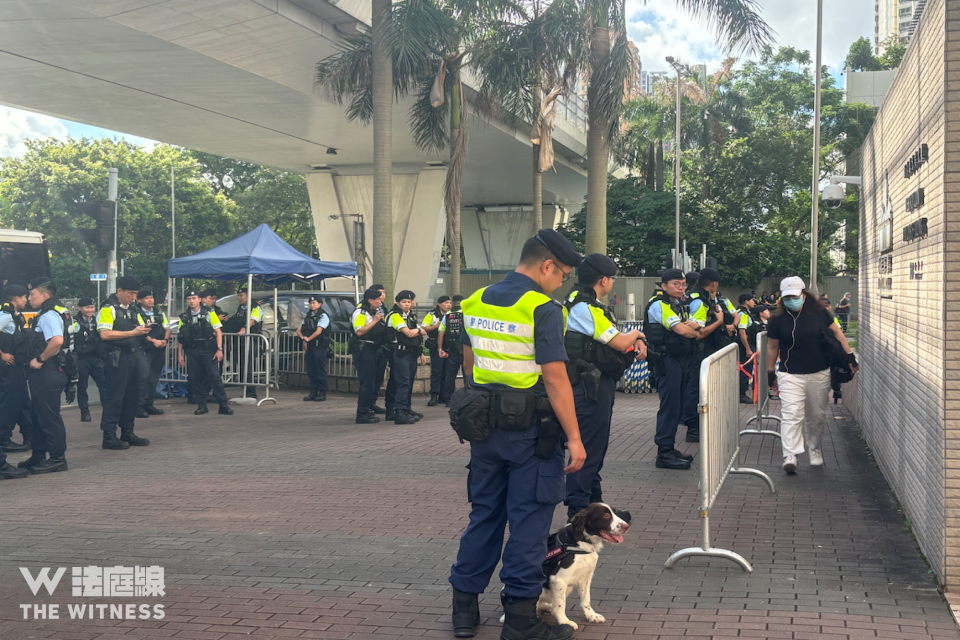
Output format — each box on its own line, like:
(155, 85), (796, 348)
(542, 526), (591, 582)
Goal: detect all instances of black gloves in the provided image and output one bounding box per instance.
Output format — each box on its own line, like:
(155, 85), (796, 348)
(846, 352), (858, 368)
(768, 372), (777, 387)
(64, 382), (77, 404)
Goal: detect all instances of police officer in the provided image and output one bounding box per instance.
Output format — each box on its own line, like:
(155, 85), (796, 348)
(385, 290), (427, 425)
(0, 285), (33, 452)
(233, 285), (263, 399)
(136, 289), (171, 418)
(352, 287), (387, 424)
(644, 269), (700, 470)
(192, 289), (228, 405)
(297, 294), (330, 401)
(177, 290), (234, 416)
(562, 254), (646, 522)
(422, 295), (451, 406)
(449, 229), (586, 640)
(369, 284), (389, 411)
(73, 297), (107, 423)
(97, 276), (152, 450)
(681, 268), (732, 442)
(437, 295), (464, 405)
(737, 293), (757, 404)
(19, 277), (71, 473)
(202, 289), (230, 324)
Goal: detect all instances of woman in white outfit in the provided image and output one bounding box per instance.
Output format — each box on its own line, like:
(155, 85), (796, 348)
(765, 277), (858, 473)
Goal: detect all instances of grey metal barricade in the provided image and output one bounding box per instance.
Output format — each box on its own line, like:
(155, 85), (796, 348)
(665, 343), (775, 572)
(277, 330), (358, 378)
(742, 331), (782, 439)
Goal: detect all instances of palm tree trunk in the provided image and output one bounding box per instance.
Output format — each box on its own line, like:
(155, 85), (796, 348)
(646, 142), (655, 188)
(448, 77), (462, 296)
(655, 140), (664, 191)
(586, 16), (610, 256)
(371, 0), (393, 298)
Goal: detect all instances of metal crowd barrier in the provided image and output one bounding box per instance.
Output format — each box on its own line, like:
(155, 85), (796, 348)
(276, 331), (358, 378)
(664, 343), (775, 573)
(617, 321), (655, 393)
(742, 331), (782, 439)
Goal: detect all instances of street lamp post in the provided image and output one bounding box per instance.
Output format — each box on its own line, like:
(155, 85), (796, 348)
(666, 56), (682, 269)
(168, 164), (202, 317)
(809, 0), (824, 296)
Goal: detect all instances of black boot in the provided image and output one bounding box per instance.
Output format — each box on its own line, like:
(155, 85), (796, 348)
(304, 391), (318, 402)
(410, 409), (423, 420)
(30, 455), (68, 474)
(195, 404), (209, 415)
(0, 438), (30, 453)
(17, 452), (45, 469)
(372, 404), (386, 415)
(80, 409), (92, 423)
(314, 392), (326, 402)
(656, 445), (691, 470)
(385, 407), (396, 421)
(120, 430), (150, 446)
(102, 432), (130, 450)
(394, 409), (417, 425)
(452, 588), (480, 638)
(673, 449), (694, 462)
(356, 410), (379, 425)
(566, 505), (584, 523)
(428, 394), (439, 407)
(499, 594), (573, 640)
(0, 462), (29, 480)
(218, 403), (234, 415)
(135, 409), (150, 419)
(145, 405), (164, 415)
(739, 394), (752, 404)
(685, 427), (700, 443)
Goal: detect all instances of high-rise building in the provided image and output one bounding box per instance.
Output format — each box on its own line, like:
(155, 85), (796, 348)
(875, 0), (927, 53)
(625, 41), (642, 100)
(639, 70), (670, 95)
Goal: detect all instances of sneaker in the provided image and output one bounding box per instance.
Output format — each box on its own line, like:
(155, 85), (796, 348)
(782, 454), (797, 474)
(809, 449), (824, 467)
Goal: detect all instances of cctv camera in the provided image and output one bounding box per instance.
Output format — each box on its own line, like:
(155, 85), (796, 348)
(822, 184), (845, 209)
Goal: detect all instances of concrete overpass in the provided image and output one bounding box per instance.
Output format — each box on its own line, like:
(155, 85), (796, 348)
(0, 0), (594, 298)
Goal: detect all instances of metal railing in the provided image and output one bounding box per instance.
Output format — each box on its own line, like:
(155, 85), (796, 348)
(664, 343), (775, 573)
(742, 331), (782, 439)
(277, 330), (358, 378)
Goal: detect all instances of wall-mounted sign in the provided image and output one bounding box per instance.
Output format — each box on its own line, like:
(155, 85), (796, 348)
(903, 217), (928, 242)
(910, 260), (924, 280)
(906, 188), (925, 212)
(878, 255), (893, 299)
(904, 144), (929, 178)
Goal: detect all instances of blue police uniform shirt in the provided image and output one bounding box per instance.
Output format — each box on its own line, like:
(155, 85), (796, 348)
(0, 310), (14, 335)
(317, 314), (331, 330)
(37, 309), (64, 341)
(460, 271), (566, 395)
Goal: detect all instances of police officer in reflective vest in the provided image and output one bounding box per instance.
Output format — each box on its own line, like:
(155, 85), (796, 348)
(562, 254), (647, 522)
(736, 293), (757, 404)
(194, 289), (229, 405)
(449, 229), (586, 640)
(19, 277), (72, 473)
(73, 297), (107, 423)
(644, 269), (700, 470)
(352, 287), (387, 424)
(178, 290), (233, 416)
(233, 285), (263, 400)
(437, 295), (464, 405)
(423, 295), (452, 406)
(97, 276), (152, 451)
(680, 268), (731, 442)
(0, 284), (33, 454)
(202, 289), (230, 325)
(136, 289), (171, 418)
(385, 290), (427, 425)
(297, 294), (330, 402)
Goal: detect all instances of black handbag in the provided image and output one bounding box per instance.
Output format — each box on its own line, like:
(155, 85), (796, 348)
(820, 316), (854, 384)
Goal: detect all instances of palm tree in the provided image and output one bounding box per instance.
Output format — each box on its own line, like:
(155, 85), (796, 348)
(581, 0), (773, 255)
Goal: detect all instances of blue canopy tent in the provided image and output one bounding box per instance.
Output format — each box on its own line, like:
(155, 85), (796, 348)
(166, 224), (358, 405)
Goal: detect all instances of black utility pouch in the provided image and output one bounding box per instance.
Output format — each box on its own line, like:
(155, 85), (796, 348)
(534, 398), (561, 459)
(449, 387), (494, 443)
(495, 389), (536, 430)
(106, 350), (121, 368)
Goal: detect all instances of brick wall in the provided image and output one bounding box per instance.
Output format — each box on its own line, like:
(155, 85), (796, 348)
(858, 0), (950, 586)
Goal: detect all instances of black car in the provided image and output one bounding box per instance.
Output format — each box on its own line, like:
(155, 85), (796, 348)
(215, 290), (359, 336)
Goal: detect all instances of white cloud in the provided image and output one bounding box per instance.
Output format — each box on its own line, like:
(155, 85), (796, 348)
(0, 106), (68, 158)
(627, 0), (873, 78)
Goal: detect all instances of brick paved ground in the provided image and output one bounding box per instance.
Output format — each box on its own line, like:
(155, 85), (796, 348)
(1, 389), (956, 640)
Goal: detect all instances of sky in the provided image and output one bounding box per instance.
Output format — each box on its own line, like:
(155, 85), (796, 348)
(0, 0), (874, 159)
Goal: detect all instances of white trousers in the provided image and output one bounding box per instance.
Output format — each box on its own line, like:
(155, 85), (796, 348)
(777, 368), (831, 456)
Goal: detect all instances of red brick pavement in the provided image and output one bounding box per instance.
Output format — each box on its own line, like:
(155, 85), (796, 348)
(0, 389), (955, 639)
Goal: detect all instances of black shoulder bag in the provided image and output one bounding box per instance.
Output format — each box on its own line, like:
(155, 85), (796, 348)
(819, 313), (854, 384)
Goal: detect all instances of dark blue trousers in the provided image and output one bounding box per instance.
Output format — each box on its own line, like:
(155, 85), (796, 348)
(656, 354), (689, 448)
(390, 349), (416, 411)
(186, 349), (227, 405)
(77, 354), (107, 412)
(442, 351), (464, 402)
(354, 345), (379, 412)
(449, 423), (564, 599)
(681, 350), (703, 430)
(305, 345), (328, 393)
(0, 364), (33, 443)
(28, 363), (67, 457)
(565, 375), (616, 511)
(100, 350), (141, 433)
(428, 346), (446, 397)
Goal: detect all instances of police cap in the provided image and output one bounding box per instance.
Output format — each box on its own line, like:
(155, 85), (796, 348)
(363, 287), (382, 302)
(236, 285), (249, 294)
(28, 277), (55, 293)
(699, 268), (721, 283)
(308, 294), (323, 304)
(78, 297), (95, 307)
(534, 228), (582, 268)
(117, 275), (140, 291)
(685, 271), (700, 286)
(137, 289), (154, 300)
(452, 295), (464, 304)
(660, 268), (684, 283)
(738, 293), (754, 304)
(185, 289), (202, 298)
(201, 289), (217, 299)
(754, 304), (772, 314)
(395, 290), (415, 302)
(582, 253), (618, 277)
(4, 284), (28, 298)
(437, 295), (451, 304)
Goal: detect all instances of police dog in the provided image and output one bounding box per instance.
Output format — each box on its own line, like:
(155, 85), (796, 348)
(500, 503), (630, 629)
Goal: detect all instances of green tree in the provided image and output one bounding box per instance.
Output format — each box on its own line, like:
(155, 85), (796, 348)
(844, 37), (881, 71)
(877, 35), (907, 69)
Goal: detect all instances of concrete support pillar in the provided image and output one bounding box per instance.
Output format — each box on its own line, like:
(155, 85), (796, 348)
(461, 205), (568, 271)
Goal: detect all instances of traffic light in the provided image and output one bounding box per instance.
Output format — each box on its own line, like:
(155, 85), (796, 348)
(657, 250), (675, 277)
(77, 200), (116, 251)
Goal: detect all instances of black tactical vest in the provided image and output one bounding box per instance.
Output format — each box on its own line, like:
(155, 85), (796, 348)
(233, 302), (262, 335)
(74, 314), (103, 357)
(101, 303), (141, 353)
(444, 309), (464, 353)
(387, 306), (422, 351)
(643, 291), (692, 357)
(302, 309), (331, 349)
(0, 303), (27, 361)
(27, 298), (73, 352)
(178, 307), (216, 350)
(563, 285), (634, 380)
(356, 304), (387, 346)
